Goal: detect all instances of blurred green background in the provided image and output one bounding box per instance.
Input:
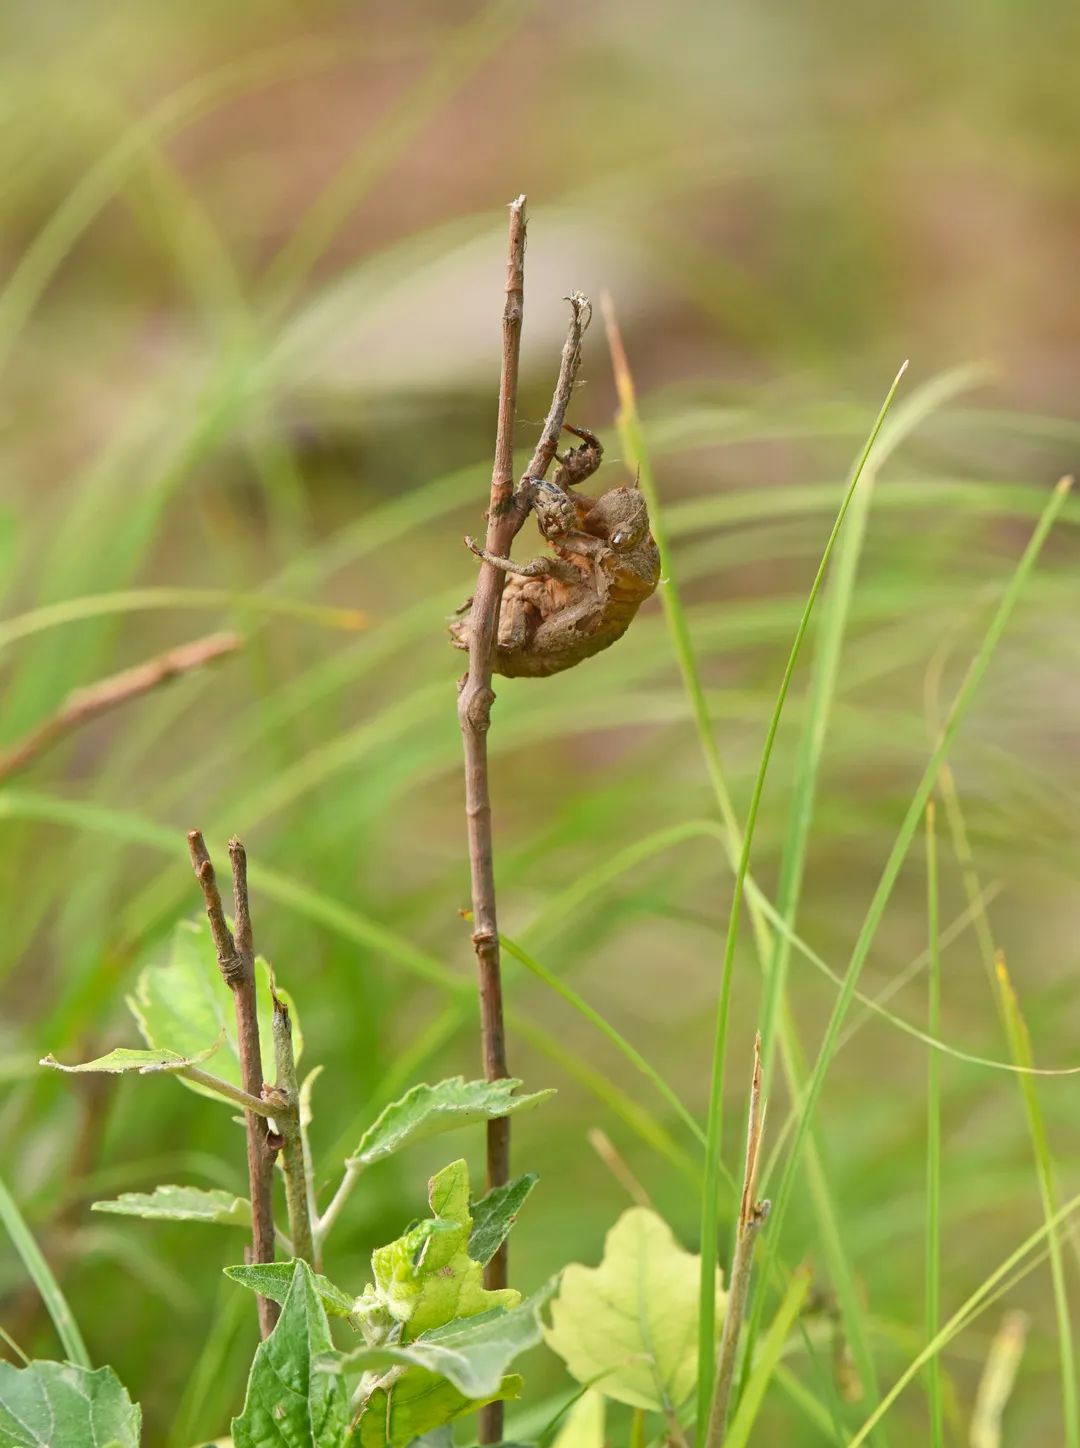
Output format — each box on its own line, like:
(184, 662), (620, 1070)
(1, 1), (1078, 1442)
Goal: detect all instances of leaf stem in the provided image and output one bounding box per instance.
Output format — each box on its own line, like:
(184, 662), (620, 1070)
(315, 1162), (359, 1249)
(179, 1064), (290, 1119)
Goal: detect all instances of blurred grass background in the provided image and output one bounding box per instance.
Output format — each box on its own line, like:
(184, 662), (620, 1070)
(0, 0), (1078, 1442)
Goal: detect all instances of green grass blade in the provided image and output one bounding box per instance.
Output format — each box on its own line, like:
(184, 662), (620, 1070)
(0, 1170), (90, 1367)
(0, 790), (692, 1181)
(0, 588), (365, 654)
(757, 364), (984, 1084)
(995, 957), (1078, 1447)
(747, 474), (1074, 1396)
(694, 361), (908, 1428)
(606, 298), (908, 1437)
(925, 803), (944, 1448)
(497, 930), (708, 1154)
(848, 1186), (1080, 1446)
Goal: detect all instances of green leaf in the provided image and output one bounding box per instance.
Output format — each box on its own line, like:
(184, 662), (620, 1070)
(92, 1185), (251, 1227)
(552, 1391), (606, 1447)
(468, 1174), (537, 1268)
(355, 1373), (521, 1448)
(363, 1160), (518, 1341)
(39, 1042), (220, 1075)
(128, 918), (301, 1102)
(232, 1261), (349, 1448)
(545, 1207), (726, 1414)
(348, 1078), (553, 1169)
(225, 1261), (356, 1320)
(332, 1283), (553, 1398)
(0, 1360), (141, 1447)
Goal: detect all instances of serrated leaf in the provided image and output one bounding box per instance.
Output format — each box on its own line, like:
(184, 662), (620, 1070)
(232, 1261), (349, 1448)
(0, 1360), (141, 1447)
(355, 1373), (521, 1448)
(544, 1207), (726, 1414)
(552, 1391), (605, 1447)
(331, 1283), (553, 1399)
(348, 1078), (553, 1169)
(225, 1261), (356, 1320)
(468, 1174), (538, 1267)
(40, 1041), (220, 1075)
(92, 1185), (251, 1227)
(128, 918), (301, 1102)
(365, 1160), (518, 1340)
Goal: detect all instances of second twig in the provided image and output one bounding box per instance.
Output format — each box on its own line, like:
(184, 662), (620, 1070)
(706, 1034), (770, 1447)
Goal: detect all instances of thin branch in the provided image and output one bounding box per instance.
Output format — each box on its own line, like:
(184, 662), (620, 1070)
(706, 1034), (770, 1448)
(457, 201), (591, 1445)
(272, 991), (317, 1270)
(512, 289), (593, 510)
(187, 830), (279, 1338)
(457, 199), (526, 1447)
(0, 632), (240, 782)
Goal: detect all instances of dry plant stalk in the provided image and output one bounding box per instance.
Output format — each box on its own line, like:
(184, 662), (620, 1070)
(456, 194), (592, 1443)
(970, 1310), (1030, 1448)
(0, 631), (240, 782)
(187, 830), (279, 1337)
(706, 1034), (770, 1447)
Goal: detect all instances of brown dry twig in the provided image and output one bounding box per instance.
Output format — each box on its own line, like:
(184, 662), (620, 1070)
(187, 830), (279, 1338)
(456, 195), (591, 1445)
(706, 1034), (770, 1447)
(0, 632), (240, 783)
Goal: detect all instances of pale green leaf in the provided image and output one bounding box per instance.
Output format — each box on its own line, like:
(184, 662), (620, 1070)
(367, 1160), (518, 1340)
(468, 1174), (537, 1268)
(355, 1372), (521, 1448)
(545, 1207), (726, 1414)
(39, 1042), (219, 1075)
(92, 1185), (251, 1227)
(231, 1261), (349, 1448)
(331, 1283), (553, 1398)
(225, 1261), (356, 1320)
(0, 1360), (140, 1447)
(348, 1078), (553, 1169)
(552, 1391), (606, 1448)
(128, 918), (301, 1102)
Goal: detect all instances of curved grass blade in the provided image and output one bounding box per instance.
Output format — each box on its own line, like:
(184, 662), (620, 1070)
(693, 360), (909, 1429)
(746, 475), (1074, 1406)
(848, 1186), (1080, 1446)
(0, 1171), (90, 1367)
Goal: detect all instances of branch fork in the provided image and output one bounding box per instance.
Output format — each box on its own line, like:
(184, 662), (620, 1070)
(187, 832), (315, 1333)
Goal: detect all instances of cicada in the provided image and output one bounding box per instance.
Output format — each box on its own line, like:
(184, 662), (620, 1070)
(450, 426), (660, 678)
